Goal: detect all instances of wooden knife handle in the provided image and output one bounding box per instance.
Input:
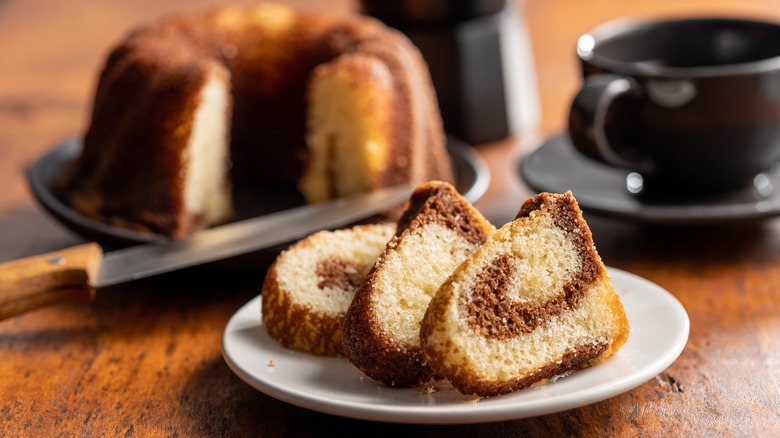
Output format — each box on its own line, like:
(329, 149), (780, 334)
(0, 243), (103, 320)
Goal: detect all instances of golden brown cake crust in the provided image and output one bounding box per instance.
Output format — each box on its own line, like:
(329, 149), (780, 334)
(341, 181), (493, 387)
(441, 341), (609, 397)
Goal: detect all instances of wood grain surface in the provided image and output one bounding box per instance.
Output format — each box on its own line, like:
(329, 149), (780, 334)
(1, 0), (779, 436)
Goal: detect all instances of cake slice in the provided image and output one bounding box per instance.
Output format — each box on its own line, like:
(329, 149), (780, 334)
(262, 223), (395, 356)
(341, 181), (495, 387)
(63, 55), (234, 237)
(420, 192), (630, 397)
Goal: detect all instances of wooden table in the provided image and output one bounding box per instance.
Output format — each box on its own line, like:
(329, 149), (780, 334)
(2, 0), (779, 435)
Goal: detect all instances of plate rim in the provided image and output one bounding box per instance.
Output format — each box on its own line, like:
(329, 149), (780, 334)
(221, 267), (690, 424)
(27, 136), (489, 247)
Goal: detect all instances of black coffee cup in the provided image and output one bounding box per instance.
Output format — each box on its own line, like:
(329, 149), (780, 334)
(568, 17), (780, 196)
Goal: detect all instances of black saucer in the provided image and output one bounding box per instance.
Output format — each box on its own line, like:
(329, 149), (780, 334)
(519, 133), (780, 224)
(27, 137), (490, 247)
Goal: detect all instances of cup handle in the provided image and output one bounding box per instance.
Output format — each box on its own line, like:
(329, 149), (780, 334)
(568, 74), (652, 172)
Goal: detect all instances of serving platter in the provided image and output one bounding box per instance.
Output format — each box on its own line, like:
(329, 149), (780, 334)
(27, 137), (489, 247)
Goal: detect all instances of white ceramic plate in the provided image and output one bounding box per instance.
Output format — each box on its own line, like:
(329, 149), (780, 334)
(222, 267), (689, 424)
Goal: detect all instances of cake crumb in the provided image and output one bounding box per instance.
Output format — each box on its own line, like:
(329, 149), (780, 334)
(268, 360), (276, 368)
(464, 394), (482, 403)
(419, 384), (439, 395)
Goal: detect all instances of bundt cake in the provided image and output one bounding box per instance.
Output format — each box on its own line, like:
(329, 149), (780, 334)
(420, 192), (630, 397)
(262, 223), (395, 356)
(341, 181), (495, 387)
(60, 4), (452, 238)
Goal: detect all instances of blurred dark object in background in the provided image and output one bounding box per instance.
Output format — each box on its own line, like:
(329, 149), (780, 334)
(362, 0), (539, 144)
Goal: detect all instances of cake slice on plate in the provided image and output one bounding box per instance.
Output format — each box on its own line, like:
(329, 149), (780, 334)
(420, 191), (630, 397)
(342, 181), (494, 387)
(262, 223), (395, 356)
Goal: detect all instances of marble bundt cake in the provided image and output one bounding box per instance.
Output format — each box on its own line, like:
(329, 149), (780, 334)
(420, 192), (630, 397)
(61, 4), (452, 238)
(262, 223), (395, 356)
(341, 181), (495, 387)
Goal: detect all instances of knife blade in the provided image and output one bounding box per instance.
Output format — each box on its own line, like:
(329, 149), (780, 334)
(0, 185), (413, 320)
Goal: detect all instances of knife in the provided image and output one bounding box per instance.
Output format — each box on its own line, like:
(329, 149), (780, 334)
(0, 185), (413, 320)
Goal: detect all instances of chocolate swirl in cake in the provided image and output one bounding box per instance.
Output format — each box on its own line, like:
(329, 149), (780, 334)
(316, 257), (367, 291)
